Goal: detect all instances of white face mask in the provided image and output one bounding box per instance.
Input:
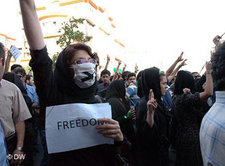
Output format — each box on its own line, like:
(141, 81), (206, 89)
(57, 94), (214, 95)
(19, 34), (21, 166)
(72, 62), (96, 88)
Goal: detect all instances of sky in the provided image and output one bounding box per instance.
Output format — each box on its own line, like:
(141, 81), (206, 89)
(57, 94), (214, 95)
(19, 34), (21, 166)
(1, 0), (225, 73)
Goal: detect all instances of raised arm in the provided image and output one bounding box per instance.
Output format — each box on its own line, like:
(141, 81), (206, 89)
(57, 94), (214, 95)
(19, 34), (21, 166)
(166, 52), (184, 77)
(122, 63), (126, 73)
(167, 59), (187, 83)
(4, 50), (12, 74)
(112, 60), (122, 81)
(199, 62), (213, 100)
(19, 0), (45, 50)
(212, 35), (222, 48)
(134, 64), (139, 74)
(104, 55), (110, 70)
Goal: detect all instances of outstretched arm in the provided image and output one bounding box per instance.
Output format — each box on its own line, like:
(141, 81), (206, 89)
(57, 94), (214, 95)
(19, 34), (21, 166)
(199, 62), (213, 100)
(167, 59), (187, 83)
(20, 0), (45, 50)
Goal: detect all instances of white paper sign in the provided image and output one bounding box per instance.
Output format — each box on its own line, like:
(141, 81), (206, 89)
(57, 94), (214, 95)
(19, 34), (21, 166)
(9, 45), (21, 61)
(46, 103), (113, 154)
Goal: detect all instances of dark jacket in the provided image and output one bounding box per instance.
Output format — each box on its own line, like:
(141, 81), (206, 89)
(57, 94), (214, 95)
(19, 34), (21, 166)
(136, 98), (171, 166)
(106, 80), (135, 144)
(29, 47), (117, 166)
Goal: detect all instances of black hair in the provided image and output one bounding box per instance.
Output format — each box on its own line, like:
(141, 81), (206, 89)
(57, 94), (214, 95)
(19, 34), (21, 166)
(122, 71), (131, 80)
(11, 64), (22, 71)
(211, 42), (225, 91)
(15, 68), (26, 77)
(100, 69), (111, 77)
(63, 43), (95, 66)
(26, 74), (31, 81)
(0, 42), (5, 66)
(127, 72), (136, 80)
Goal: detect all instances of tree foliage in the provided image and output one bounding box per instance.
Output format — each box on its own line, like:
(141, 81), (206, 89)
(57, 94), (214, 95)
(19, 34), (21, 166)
(56, 17), (93, 48)
(52, 17), (93, 70)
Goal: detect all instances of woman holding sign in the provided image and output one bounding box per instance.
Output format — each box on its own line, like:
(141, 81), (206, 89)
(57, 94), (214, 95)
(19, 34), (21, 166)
(136, 67), (172, 166)
(19, 1), (124, 166)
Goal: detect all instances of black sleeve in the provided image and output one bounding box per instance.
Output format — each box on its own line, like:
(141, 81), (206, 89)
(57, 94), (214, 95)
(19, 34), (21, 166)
(108, 99), (128, 127)
(177, 92), (200, 107)
(136, 99), (159, 148)
(29, 47), (54, 105)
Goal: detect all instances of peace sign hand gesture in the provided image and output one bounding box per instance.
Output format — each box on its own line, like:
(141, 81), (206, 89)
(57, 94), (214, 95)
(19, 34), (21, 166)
(176, 52), (184, 62)
(147, 89), (157, 113)
(146, 89), (157, 127)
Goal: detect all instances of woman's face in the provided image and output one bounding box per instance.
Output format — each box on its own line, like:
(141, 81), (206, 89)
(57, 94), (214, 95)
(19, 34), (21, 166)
(70, 50), (93, 75)
(160, 75), (168, 96)
(71, 50), (92, 65)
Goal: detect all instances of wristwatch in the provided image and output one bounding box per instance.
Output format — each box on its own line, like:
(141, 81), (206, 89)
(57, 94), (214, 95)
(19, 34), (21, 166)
(16, 147), (23, 151)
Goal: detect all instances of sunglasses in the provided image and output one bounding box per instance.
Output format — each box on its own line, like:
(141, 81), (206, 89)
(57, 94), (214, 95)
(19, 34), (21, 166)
(74, 58), (95, 65)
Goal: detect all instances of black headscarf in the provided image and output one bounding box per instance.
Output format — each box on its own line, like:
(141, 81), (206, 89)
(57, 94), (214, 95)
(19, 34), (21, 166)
(174, 70), (196, 95)
(137, 70), (144, 98)
(141, 67), (162, 102)
(54, 49), (97, 100)
(105, 80), (126, 100)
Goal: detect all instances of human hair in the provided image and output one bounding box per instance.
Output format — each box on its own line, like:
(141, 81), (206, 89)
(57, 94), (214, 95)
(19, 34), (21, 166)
(26, 74), (31, 81)
(100, 69), (111, 77)
(15, 68), (26, 77)
(211, 42), (225, 91)
(122, 71), (131, 80)
(63, 43), (95, 66)
(127, 73), (136, 80)
(0, 42), (5, 66)
(93, 52), (99, 66)
(136, 70), (143, 81)
(11, 64), (22, 71)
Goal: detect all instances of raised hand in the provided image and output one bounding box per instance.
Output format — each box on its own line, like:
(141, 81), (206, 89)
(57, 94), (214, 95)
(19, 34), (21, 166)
(147, 89), (157, 114)
(107, 55), (110, 62)
(146, 89), (157, 127)
(135, 64), (139, 73)
(183, 88), (191, 94)
(205, 61), (212, 72)
(177, 52), (184, 62)
(180, 59), (187, 67)
(213, 35), (222, 46)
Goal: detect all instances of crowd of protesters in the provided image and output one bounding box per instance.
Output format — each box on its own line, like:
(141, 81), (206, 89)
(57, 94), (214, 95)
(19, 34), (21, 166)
(0, 1), (225, 166)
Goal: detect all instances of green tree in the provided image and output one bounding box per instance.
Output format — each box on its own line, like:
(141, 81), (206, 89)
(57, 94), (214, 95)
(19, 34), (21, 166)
(52, 17), (93, 69)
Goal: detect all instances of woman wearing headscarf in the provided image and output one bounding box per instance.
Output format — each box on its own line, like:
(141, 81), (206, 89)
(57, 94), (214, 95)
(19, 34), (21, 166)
(106, 80), (132, 132)
(172, 62), (213, 166)
(106, 80), (136, 165)
(20, 1), (124, 166)
(136, 67), (171, 166)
